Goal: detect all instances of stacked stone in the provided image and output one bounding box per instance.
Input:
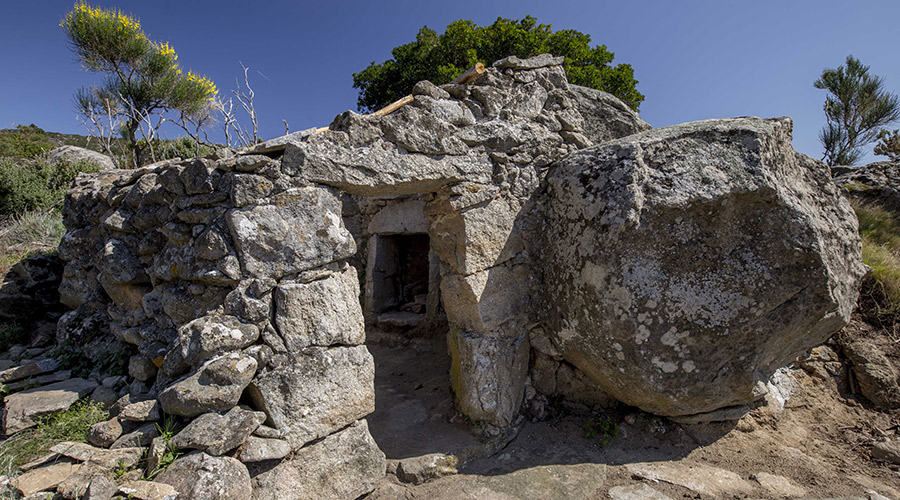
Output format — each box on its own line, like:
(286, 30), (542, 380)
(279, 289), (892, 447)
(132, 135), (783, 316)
(57, 147), (385, 497)
(286, 54), (650, 428)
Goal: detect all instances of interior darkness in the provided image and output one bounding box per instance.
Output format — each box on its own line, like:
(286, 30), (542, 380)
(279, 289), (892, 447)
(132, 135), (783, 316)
(372, 234), (430, 315)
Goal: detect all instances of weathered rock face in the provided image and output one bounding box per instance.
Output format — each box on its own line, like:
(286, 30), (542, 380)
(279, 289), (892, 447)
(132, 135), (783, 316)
(542, 117), (866, 416)
(251, 420), (385, 500)
(833, 161), (900, 211)
(49, 145), (117, 170)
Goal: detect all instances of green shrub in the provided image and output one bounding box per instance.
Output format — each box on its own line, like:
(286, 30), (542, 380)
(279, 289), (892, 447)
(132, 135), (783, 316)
(147, 135), (215, 162)
(0, 322), (27, 353)
(0, 155), (99, 215)
(0, 124), (55, 159)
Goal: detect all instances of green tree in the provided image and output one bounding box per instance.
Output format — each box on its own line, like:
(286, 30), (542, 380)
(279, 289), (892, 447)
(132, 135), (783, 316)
(352, 16), (644, 113)
(875, 129), (900, 161)
(815, 55), (900, 166)
(61, 3), (218, 167)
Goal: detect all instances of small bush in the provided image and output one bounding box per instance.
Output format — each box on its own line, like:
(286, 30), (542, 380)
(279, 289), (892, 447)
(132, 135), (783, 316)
(0, 399), (108, 472)
(0, 322), (27, 353)
(853, 200), (900, 335)
(0, 155), (99, 215)
(0, 125), (55, 160)
(0, 210), (65, 275)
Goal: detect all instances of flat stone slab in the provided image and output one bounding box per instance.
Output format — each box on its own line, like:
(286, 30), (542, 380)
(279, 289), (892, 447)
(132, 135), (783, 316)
(118, 480), (179, 500)
(3, 378), (98, 434)
(51, 441), (143, 468)
(0, 358), (60, 383)
(5, 369), (72, 393)
(753, 472), (807, 498)
(608, 483), (674, 500)
(398, 463), (608, 499)
(13, 462), (78, 496)
(626, 462), (754, 497)
(119, 399), (161, 422)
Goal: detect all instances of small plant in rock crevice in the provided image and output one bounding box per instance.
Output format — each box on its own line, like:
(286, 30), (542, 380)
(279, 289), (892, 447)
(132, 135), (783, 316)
(145, 414), (182, 479)
(582, 415), (619, 446)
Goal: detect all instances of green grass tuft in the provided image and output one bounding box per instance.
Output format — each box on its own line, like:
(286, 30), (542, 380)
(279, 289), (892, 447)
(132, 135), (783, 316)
(853, 200), (900, 335)
(0, 210), (65, 275)
(0, 399), (108, 473)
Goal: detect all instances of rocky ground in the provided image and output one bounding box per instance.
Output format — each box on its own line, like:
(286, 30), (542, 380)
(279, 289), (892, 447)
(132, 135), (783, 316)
(366, 326), (900, 500)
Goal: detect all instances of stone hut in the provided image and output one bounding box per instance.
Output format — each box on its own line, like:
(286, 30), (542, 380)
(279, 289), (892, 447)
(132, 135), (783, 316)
(49, 54), (865, 497)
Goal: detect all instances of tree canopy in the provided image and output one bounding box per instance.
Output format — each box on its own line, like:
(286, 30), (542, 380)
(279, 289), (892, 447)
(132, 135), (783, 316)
(815, 55), (900, 167)
(352, 16), (644, 113)
(61, 3), (218, 167)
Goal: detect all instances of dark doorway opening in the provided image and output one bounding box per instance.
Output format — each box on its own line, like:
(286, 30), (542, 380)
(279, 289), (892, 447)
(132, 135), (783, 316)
(371, 234), (431, 329)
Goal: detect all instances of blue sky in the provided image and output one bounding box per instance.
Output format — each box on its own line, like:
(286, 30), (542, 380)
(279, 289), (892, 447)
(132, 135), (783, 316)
(2, 0), (900, 164)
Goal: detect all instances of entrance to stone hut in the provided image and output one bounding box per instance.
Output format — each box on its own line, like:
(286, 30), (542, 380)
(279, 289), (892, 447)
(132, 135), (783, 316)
(369, 234), (431, 330)
(362, 230), (481, 460)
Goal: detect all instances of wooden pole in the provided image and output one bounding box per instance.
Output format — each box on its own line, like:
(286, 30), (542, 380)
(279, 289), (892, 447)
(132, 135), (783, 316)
(370, 95), (415, 117)
(449, 62), (485, 85)
(317, 62), (487, 133)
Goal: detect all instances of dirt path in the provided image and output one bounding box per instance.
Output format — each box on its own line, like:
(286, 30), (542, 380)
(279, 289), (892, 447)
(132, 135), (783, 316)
(365, 331), (900, 499)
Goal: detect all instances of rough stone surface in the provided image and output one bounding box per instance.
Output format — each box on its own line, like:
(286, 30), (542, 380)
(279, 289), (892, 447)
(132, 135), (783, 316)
(251, 420), (385, 500)
(51, 441), (143, 468)
(110, 422), (159, 449)
(284, 135), (494, 196)
(274, 266), (365, 350)
(118, 480), (179, 500)
(158, 353), (257, 417)
(753, 472), (808, 498)
(448, 329), (529, 427)
(247, 345), (374, 449)
(227, 187), (355, 278)
(87, 418), (123, 448)
(84, 475), (117, 500)
(171, 407), (266, 455)
(3, 378), (98, 434)
(396, 453), (458, 485)
(178, 314), (260, 367)
(569, 85), (651, 145)
(607, 483), (674, 500)
(872, 440), (900, 464)
(542, 117), (866, 416)
(0, 358), (60, 383)
(119, 399), (161, 421)
(157, 452), (252, 500)
(833, 161), (900, 211)
(235, 436), (291, 463)
(49, 145), (116, 170)
(838, 326), (900, 409)
(56, 462), (106, 499)
(627, 462), (755, 497)
(13, 462), (78, 496)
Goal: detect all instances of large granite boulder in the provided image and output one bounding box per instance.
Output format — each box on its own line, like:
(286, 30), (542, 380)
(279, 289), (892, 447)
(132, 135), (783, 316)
(49, 145), (116, 170)
(542, 117), (866, 416)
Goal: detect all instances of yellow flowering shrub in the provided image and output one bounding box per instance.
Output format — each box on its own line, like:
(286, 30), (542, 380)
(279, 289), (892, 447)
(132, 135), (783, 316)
(61, 3), (220, 166)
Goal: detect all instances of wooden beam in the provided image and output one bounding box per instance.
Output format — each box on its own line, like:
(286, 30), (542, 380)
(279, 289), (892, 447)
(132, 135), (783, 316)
(317, 62), (487, 133)
(370, 95), (415, 117)
(449, 62), (485, 85)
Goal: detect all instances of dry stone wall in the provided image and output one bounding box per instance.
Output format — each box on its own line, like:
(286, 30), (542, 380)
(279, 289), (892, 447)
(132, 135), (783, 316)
(57, 152), (385, 496)
(44, 53), (866, 498)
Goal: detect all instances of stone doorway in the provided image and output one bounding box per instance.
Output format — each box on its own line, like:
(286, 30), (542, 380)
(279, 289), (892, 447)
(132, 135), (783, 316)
(365, 233), (442, 333)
